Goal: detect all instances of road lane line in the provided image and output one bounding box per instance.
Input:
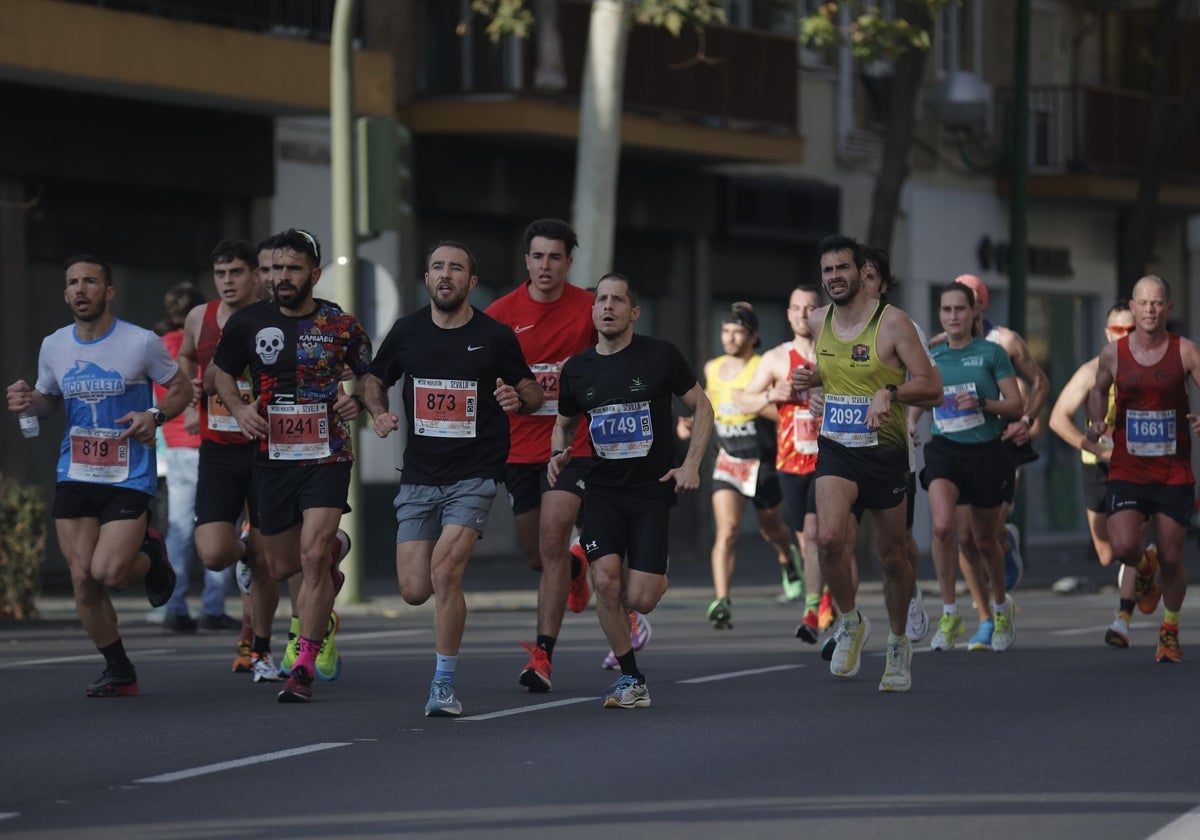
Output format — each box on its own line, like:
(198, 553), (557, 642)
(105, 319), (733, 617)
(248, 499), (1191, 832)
(677, 664), (804, 684)
(457, 697), (597, 721)
(1147, 803), (1200, 840)
(331, 629), (428, 642)
(134, 743), (352, 784)
(0, 649), (174, 669)
(0, 813), (18, 822)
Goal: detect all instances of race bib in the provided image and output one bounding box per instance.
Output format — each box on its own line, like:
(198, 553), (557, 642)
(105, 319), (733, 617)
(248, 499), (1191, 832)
(413, 378), (477, 438)
(208, 379), (253, 432)
(267, 403), (330, 460)
(713, 449), (760, 496)
(1126, 409), (1175, 457)
(588, 402), (652, 459)
(530, 363), (562, 417)
(67, 427), (129, 483)
(792, 412), (820, 455)
(933, 383), (985, 434)
(821, 394), (876, 447)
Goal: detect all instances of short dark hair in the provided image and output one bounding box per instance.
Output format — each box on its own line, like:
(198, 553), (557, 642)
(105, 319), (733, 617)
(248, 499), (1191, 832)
(863, 246), (899, 299)
(522, 219), (579, 255)
(793, 284), (822, 298)
(276, 228), (322, 266)
(816, 234), (866, 271)
(256, 234), (279, 255)
(940, 281), (976, 309)
(596, 272), (637, 307)
(157, 282), (207, 335)
(1106, 301), (1130, 319)
(63, 254), (112, 286)
(210, 239), (257, 269)
(425, 240), (478, 276)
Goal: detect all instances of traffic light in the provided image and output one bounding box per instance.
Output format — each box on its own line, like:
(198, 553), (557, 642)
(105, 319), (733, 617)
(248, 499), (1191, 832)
(356, 116), (411, 237)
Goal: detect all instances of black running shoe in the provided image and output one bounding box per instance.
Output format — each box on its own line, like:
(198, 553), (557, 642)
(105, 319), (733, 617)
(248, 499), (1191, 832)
(142, 527), (176, 608)
(277, 664), (314, 703)
(86, 664), (139, 697)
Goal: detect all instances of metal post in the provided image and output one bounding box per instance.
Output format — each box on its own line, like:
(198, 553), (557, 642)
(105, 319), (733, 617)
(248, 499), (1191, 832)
(1009, 0), (1031, 563)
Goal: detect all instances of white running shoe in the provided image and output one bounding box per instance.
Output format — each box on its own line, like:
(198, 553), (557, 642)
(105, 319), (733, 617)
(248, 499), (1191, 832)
(906, 584), (929, 643)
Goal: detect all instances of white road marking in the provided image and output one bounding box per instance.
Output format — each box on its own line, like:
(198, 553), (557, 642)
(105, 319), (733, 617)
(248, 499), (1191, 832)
(133, 743), (352, 784)
(677, 664), (804, 684)
(457, 697), (597, 721)
(333, 629), (427, 642)
(0, 813), (19, 822)
(0, 649), (174, 669)
(1147, 803), (1200, 839)
(1051, 622), (1155, 637)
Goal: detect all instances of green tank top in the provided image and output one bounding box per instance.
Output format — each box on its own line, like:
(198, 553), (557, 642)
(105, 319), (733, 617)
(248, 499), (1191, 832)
(815, 301), (907, 450)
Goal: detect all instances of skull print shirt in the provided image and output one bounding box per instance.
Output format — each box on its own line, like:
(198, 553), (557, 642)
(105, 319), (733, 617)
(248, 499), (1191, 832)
(212, 299), (373, 466)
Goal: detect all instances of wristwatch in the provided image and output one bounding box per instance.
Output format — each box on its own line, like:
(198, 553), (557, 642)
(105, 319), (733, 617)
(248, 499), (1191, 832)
(885, 384), (898, 399)
(148, 407), (167, 426)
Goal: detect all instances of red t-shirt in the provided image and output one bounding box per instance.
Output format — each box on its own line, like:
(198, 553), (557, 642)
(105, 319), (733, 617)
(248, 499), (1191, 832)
(196, 300), (255, 446)
(485, 281), (596, 463)
(154, 330), (200, 449)
(1110, 333), (1194, 486)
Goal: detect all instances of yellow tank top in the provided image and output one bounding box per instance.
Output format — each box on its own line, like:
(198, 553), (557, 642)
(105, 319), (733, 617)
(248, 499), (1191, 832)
(1081, 384), (1117, 465)
(704, 354), (769, 459)
(815, 301), (907, 450)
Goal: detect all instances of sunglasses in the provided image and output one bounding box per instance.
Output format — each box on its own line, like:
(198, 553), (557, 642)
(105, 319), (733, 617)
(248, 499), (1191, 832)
(288, 228), (322, 264)
(1106, 325), (1133, 337)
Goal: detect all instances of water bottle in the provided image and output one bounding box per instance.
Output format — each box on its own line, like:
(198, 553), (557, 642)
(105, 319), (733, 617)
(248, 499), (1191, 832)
(18, 409), (39, 438)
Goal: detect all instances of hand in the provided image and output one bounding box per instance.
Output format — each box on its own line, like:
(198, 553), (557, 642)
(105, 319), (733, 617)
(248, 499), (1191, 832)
(1002, 419), (1031, 446)
(494, 377), (523, 414)
(676, 415), (693, 440)
(660, 462), (701, 493)
(1084, 419), (1107, 443)
(6, 379), (34, 413)
(232, 397), (268, 440)
(189, 377), (203, 407)
(183, 405), (200, 436)
(790, 366), (814, 392)
(808, 392), (824, 417)
(956, 390), (980, 411)
(908, 426), (922, 448)
(865, 390), (892, 431)
(372, 412), (401, 439)
(546, 448), (571, 488)
(1189, 413), (1200, 437)
(116, 409), (157, 444)
(333, 381), (362, 422)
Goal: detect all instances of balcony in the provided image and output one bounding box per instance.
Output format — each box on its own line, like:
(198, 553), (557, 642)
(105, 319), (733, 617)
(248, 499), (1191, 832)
(412, 1), (802, 163)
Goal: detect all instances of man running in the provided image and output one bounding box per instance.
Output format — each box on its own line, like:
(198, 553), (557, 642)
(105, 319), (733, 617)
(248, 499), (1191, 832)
(549, 272), (713, 709)
(6, 254), (191, 696)
(361, 240), (542, 717)
(791, 235), (941, 692)
(212, 228), (371, 703)
(1086, 275), (1200, 663)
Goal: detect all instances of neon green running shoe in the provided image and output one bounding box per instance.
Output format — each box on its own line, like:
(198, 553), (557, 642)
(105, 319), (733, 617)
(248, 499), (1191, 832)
(930, 612), (965, 651)
(279, 615), (301, 677)
(315, 610), (341, 681)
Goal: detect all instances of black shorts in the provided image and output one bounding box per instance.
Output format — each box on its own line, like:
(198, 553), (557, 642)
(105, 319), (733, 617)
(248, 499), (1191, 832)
(919, 436), (1013, 508)
(196, 441), (259, 527)
(815, 438), (908, 511)
(503, 458), (590, 516)
(582, 491), (670, 576)
(1107, 480), (1194, 526)
(52, 482), (151, 524)
(1081, 461), (1109, 514)
(255, 462), (353, 537)
(905, 470), (917, 531)
(712, 464), (783, 510)
(777, 471), (816, 532)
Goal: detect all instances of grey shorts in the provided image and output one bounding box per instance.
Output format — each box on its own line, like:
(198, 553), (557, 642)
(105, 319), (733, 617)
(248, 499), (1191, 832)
(394, 477), (498, 543)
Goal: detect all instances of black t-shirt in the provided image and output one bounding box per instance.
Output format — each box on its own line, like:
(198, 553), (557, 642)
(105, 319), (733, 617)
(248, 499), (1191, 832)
(212, 299), (372, 467)
(559, 333), (697, 505)
(369, 306), (534, 485)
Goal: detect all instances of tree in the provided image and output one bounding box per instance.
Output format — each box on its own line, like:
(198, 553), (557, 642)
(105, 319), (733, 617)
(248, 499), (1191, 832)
(472, 1), (724, 285)
(801, 1), (952, 253)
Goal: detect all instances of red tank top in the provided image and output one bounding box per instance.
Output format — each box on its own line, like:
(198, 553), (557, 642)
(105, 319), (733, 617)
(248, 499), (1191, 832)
(196, 301), (255, 446)
(1110, 333), (1194, 485)
(154, 330), (200, 448)
(775, 343), (820, 475)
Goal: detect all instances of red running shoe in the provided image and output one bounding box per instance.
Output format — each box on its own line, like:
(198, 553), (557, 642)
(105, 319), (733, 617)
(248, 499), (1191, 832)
(567, 542), (591, 614)
(518, 641), (552, 693)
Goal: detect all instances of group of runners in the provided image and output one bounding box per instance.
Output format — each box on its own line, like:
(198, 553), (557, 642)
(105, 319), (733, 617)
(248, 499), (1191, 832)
(7, 225), (1196, 708)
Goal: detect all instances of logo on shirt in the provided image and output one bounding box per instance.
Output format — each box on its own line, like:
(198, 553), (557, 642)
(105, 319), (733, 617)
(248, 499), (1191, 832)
(630, 377), (647, 393)
(467, 345), (485, 352)
(255, 327), (285, 365)
(514, 324), (535, 333)
(63, 360), (125, 422)
(586, 541), (598, 552)
(851, 344), (870, 362)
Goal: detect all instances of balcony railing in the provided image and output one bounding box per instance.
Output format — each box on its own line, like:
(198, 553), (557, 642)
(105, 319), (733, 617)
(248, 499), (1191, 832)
(422, 2), (798, 134)
(996, 85), (1200, 182)
(60, 0), (356, 42)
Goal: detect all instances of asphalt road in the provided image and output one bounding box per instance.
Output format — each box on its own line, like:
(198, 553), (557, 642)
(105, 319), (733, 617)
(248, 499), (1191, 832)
(2, 576), (1199, 840)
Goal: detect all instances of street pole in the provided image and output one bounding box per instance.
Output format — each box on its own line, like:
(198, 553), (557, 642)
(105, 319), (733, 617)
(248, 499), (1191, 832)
(1010, 0), (1031, 562)
(331, 0), (362, 604)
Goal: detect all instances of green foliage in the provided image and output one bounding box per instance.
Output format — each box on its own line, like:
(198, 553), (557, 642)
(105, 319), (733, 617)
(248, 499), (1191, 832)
(472, 0), (726, 43)
(0, 471), (46, 620)
(801, 1), (955, 60)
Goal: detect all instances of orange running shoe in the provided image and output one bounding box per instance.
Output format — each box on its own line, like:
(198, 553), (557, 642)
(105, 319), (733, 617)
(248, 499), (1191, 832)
(231, 639), (253, 673)
(567, 542), (591, 614)
(817, 590), (835, 630)
(518, 641), (552, 692)
(1135, 544), (1162, 615)
(1156, 623), (1182, 663)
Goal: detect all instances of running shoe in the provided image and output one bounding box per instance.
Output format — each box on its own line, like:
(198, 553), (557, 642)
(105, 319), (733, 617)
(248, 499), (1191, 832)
(231, 639), (253, 673)
(603, 674), (650, 709)
(967, 618), (995, 651)
(878, 636), (913, 693)
(251, 651), (280, 683)
(567, 541), (591, 614)
(86, 664), (138, 697)
(830, 611), (871, 678)
(1104, 611), (1131, 648)
(330, 529), (351, 596)
(315, 610), (341, 681)
(279, 616), (301, 677)
(1003, 522), (1024, 590)
(200, 613), (241, 631)
(162, 611), (198, 634)
(1156, 623), (1182, 663)
(929, 613), (965, 651)
(780, 567), (804, 603)
(1135, 544), (1161, 614)
(630, 610), (652, 651)
(906, 584), (929, 643)
(707, 597), (733, 630)
(817, 590), (835, 630)
(277, 664), (314, 703)
(424, 677), (462, 717)
(821, 633), (837, 661)
(795, 609), (820, 644)
(235, 558), (253, 597)
(601, 650), (619, 670)
(518, 641), (552, 693)
(142, 527), (176, 608)
(992, 604), (1016, 652)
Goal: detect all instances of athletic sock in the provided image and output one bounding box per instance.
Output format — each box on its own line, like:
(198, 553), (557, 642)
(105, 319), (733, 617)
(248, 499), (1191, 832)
(252, 634), (271, 656)
(993, 599), (1010, 613)
(804, 591), (821, 612)
(615, 650), (643, 683)
(1119, 599), (1135, 615)
(99, 639), (132, 670)
(536, 635), (556, 659)
(1164, 608), (1181, 626)
(943, 604), (959, 616)
(294, 636), (321, 674)
(434, 653), (457, 683)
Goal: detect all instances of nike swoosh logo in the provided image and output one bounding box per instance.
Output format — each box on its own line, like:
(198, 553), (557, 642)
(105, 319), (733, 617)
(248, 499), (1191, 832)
(467, 345), (484, 352)
(514, 324), (535, 333)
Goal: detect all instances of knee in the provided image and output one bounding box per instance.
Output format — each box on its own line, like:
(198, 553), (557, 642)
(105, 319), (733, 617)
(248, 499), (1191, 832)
(592, 565), (623, 603)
